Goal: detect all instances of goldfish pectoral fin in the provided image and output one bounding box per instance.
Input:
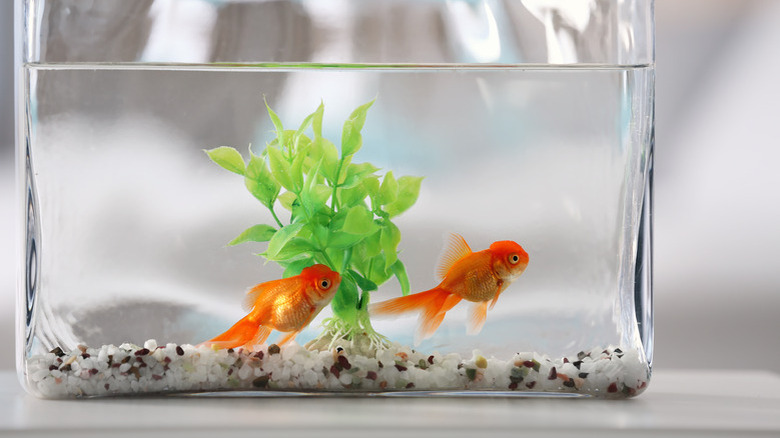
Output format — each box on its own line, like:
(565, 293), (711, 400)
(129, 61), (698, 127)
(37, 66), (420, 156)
(488, 293), (500, 310)
(467, 301), (488, 335)
(435, 233), (473, 282)
(275, 329), (302, 347)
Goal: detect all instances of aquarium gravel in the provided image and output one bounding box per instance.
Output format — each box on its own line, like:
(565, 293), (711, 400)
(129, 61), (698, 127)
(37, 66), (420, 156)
(26, 340), (649, 398)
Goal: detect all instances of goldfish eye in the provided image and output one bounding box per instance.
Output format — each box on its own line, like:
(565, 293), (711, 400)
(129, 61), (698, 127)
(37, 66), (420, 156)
(319, 279), (331, 290)
(509, 254), (520, 265)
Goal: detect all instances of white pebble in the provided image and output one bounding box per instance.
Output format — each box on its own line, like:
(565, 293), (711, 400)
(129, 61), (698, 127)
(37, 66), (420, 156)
(238, 364), (252, 380)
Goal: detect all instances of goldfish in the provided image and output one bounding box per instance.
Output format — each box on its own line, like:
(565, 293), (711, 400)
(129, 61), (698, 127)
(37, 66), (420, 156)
(200, 264), (341, 350)
(369, 234), (529, 343)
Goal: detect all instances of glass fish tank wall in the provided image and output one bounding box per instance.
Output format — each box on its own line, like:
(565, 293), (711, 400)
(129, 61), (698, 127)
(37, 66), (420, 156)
(17, 0), (654, 398)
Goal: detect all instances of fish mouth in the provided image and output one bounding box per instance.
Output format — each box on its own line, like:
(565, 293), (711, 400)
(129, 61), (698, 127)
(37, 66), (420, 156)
(506, 266), (528, 281)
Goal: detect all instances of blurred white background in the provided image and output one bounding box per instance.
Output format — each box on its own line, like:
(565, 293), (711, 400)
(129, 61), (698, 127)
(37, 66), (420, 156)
(1, 0), (779, 373)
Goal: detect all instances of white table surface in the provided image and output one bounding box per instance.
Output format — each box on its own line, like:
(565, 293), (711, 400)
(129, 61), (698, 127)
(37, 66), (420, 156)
(1, 369), (779, 437)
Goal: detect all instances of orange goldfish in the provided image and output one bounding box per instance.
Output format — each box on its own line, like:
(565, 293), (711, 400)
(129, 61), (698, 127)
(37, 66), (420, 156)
(201, 264), (341, 350)
(370, 234), (529, 343)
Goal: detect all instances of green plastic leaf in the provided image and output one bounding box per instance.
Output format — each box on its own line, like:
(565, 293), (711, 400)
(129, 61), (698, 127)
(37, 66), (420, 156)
(377, 171), (398, 206)
(342, 205), (378, 236)
(244, 154), (281, 208)
(266, 222), (305, 260)
(363, 176), (380, 199)
(311, 101), (325, 139)
(346, 100), (375, 135)
(331, 275), (358, 323)
(367, 254), (392, 286)
(328, 231), (364, 249)
(340, 162), (380, 189)
(290, 147), (307, 192)
(278, 191), (297, 211)
(380, 220), (401, 270)
(268, 237), (317, 262)
(228, 224), (277, 246)
(385, 176), (424, 218)
(292, 133), (312, 157)
(295, 110), (316, 139)
(311, 138), (340, 184)
(296, 159), (327, 215)
(267, 147), (296, 192)
(324, 248), (345, 274)
(300, 184), (331, 214)
(311, 222), (329, 247)
(264, 98), (286, 144)
(282, 258), (314, 278)
(391, 259), (411, 296)
(347, 269), (378, 292)
(328, 209), (348, 232)
(341, 100), (375, 158)
(363, 230), (382, 258)
(205, 147), (246, 176)
(339, 183), (368, 209)
(341, 121), (362, 159)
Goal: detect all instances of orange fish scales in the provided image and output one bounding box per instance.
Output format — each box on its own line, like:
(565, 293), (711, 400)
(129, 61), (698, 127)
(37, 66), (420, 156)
(442, 250), (502, 302)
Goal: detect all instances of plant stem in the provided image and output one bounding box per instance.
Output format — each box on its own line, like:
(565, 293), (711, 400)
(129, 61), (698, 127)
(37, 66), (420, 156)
(318, 250), (337, 272)
(269, 207), (284, 228)
(342, 247), (353, 273)
(331, 158), (345, 211)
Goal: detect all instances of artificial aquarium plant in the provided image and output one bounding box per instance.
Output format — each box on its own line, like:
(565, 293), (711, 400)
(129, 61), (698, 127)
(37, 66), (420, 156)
(205, 99), (422, 352)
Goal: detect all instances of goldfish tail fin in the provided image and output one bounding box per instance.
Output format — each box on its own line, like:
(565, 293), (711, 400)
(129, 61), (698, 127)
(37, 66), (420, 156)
(370, 288), (462, 344)
(467, 301), (488, 335)
(200, 314), (271, 350)
(369, 287), (448, 316)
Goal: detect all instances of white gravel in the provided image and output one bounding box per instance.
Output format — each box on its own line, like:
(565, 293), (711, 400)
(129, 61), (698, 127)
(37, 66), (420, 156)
(24, 341), (650, 399)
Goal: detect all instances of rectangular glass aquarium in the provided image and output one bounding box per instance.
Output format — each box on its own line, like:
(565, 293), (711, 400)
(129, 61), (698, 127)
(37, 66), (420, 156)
(16, 0), (654, 398)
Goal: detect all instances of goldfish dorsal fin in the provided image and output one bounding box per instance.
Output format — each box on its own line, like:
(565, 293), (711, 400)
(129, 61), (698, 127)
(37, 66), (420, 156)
(242, 277), (294, 313)
(436, 233), (473, 281)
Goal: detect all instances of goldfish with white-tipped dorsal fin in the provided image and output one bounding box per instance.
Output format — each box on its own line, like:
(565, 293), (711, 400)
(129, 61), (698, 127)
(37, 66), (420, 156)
(369, 234), (529, 344)
(200, 264), (341, 350)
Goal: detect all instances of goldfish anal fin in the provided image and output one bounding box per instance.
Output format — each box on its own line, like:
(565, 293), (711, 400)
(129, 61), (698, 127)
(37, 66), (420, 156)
(371, 288), (462, 345)
(467, 301), (488, 335)
(436, 233), (473, 281)
(275, 329), (302, 346)
(200, 314), (270, 350)
(415, 292), (463, 345)
(251, 326), (272, 348)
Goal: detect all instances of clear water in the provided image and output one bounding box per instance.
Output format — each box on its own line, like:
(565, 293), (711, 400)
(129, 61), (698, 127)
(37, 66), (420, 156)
(21, 63), (653, 396)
